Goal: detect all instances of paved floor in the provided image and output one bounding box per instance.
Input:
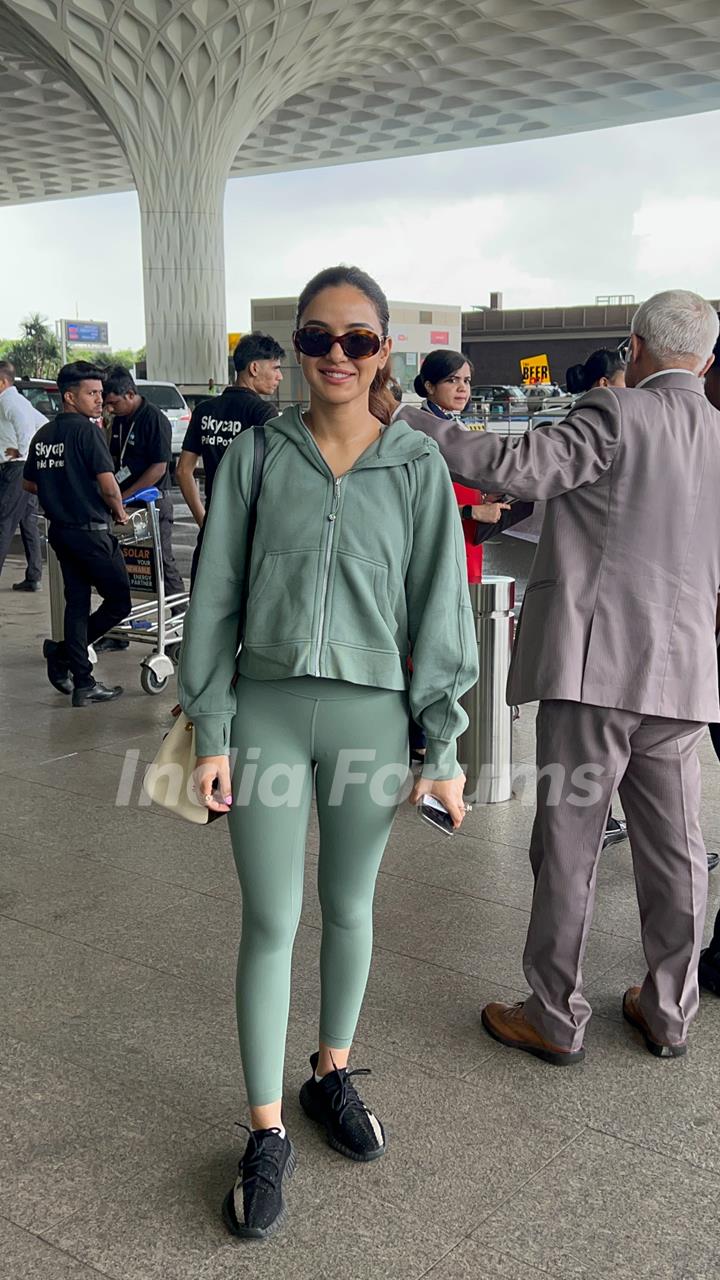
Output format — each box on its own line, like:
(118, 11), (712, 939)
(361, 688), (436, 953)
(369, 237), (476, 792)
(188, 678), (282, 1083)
(2, 553), (720, 1280)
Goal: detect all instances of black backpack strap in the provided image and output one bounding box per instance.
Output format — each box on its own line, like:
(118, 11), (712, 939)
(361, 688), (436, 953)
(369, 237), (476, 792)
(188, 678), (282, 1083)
(247, 424), (266, 541)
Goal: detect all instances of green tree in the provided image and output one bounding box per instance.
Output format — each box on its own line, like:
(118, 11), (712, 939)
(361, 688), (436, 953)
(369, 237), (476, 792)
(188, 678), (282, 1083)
(71, 347), (138, 370)
(6, 313), (61, 377)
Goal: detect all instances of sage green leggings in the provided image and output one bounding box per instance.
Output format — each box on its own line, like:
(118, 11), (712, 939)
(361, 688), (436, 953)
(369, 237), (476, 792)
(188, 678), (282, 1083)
(228, 675), (410, 1106)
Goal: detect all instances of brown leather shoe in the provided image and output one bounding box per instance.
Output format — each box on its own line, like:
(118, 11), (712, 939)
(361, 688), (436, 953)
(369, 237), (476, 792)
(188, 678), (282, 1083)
(622, 987), (687, 1059)
(481, 1001), (585, 1066)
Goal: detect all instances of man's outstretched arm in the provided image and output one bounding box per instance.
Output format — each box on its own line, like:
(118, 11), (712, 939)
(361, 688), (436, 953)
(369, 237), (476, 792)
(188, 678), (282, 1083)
(407, 388), (622, 500)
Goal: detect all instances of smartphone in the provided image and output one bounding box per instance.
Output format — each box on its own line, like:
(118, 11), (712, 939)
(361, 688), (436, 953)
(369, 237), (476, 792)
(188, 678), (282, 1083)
(418, 794), (455, 836)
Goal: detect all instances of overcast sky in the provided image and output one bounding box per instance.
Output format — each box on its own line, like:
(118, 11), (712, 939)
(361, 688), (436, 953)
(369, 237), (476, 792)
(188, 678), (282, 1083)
(2, 108), (720, 350)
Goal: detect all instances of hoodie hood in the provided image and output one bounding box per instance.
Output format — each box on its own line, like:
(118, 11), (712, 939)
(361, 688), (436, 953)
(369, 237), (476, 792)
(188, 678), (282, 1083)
(268, 403), (437, 471)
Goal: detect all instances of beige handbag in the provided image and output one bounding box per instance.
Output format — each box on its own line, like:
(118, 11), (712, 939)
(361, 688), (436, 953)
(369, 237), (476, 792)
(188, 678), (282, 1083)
(142, 427), (266, 825)
(142, 711), (215, 825)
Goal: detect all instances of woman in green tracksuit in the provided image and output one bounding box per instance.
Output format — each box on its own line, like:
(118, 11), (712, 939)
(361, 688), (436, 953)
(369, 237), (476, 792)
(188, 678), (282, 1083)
(178, 264), (478, 1240)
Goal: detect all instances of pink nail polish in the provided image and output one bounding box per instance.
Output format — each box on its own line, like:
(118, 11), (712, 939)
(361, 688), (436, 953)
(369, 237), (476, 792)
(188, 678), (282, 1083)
(224, 795), (233, 805)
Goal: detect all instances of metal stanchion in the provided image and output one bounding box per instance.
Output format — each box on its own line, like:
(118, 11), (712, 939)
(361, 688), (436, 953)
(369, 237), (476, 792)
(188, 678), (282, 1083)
(45, 520), (64, 641)
(458, 576), (515, 804)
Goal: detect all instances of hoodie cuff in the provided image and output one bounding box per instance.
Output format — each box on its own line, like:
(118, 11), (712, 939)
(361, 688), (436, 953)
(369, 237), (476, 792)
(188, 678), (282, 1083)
(191, 714), (231, 759)
(421, 737), (463, 782)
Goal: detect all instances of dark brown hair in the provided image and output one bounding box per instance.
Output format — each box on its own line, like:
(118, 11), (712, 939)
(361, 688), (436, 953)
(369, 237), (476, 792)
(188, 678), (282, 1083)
(566, 348), (624, 394)
(414, 349), (474, 399)
(296, 265), (396, 424)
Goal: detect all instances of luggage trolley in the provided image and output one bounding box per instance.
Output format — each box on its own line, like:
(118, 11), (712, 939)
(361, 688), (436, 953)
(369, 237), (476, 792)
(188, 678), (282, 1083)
(107, 486), (189, 695)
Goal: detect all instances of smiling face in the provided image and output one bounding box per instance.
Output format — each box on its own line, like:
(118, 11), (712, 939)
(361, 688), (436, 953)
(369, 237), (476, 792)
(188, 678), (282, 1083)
(426, 362), (473, 413)
(295, 284), (391, 412)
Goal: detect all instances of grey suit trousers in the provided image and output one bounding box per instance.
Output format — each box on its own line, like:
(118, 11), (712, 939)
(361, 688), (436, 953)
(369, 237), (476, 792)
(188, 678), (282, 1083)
(523, 701), (708, 1051)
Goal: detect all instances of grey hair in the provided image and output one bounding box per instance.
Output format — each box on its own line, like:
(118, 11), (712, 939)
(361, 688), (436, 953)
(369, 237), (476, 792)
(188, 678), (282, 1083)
(631, 290), (719, 366)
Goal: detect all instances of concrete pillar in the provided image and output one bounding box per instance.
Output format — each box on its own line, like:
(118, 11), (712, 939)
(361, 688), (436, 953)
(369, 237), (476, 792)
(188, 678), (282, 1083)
(7, 1), (353, 382)
(136, 170), (227, 384)
(6, 0), (256, 384)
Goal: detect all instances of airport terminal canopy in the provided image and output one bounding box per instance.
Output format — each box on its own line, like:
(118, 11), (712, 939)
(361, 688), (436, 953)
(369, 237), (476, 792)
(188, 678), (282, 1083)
(3, 0), (720, 382)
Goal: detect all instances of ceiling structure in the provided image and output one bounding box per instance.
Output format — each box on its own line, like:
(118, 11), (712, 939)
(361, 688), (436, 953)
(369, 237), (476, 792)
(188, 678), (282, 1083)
(3, 1), (720, 207)
(3, 0), (720, 380)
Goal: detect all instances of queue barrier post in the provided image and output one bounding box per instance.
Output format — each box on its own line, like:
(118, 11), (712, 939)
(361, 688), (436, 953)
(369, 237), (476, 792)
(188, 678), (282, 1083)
(458, 575), (515, 804)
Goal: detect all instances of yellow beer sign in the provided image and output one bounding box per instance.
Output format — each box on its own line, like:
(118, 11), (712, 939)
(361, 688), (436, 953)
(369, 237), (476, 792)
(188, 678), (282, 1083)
(520, 354), (550, 384)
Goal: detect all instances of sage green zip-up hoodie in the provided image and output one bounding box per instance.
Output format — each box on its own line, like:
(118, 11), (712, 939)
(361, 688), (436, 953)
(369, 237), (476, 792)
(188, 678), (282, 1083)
(178, 405), (478, 779)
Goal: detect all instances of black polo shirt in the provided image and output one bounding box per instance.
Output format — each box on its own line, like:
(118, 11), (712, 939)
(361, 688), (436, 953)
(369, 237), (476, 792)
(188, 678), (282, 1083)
(182, 386), (276, 507)
(24, 413), (115, 527)
(109, 398), (172, 494)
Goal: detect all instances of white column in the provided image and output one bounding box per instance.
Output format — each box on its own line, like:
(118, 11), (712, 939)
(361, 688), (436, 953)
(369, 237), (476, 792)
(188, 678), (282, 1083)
(137, 170), (227, 385)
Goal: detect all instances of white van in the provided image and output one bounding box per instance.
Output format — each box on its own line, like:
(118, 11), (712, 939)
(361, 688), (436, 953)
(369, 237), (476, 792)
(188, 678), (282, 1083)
(136, 380), (191, 458)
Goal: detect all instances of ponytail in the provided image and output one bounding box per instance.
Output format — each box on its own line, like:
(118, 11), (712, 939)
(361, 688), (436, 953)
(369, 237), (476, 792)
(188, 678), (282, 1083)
(566, 364), (587, 395)
(566, 348), (624, 394)
(370, 361), (396, 425)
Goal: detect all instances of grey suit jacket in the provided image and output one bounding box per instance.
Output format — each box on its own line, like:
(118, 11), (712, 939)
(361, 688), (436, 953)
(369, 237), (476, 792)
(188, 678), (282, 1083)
(403, 373), (720, 721)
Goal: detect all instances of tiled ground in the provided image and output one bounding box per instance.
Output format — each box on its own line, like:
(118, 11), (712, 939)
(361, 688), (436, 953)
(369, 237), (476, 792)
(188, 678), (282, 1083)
(2, 553), (720, 1280)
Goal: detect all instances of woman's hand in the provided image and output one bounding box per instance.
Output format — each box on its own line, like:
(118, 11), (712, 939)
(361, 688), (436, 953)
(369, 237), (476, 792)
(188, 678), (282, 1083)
(408, 771), (469, 829)
(472, 501), (511, 524)
(193, 754), (233, 814)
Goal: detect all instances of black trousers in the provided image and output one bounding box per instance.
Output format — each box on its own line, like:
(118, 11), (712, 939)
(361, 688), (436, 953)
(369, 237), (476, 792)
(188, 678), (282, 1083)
(157, 493), (185, 598)
(0, 462), (42, 583)
(48, 525), (132, 688)
(189, 520), (205, 593)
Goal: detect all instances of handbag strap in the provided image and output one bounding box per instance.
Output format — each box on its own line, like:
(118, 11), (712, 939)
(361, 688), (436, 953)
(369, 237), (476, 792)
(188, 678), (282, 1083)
(238, 424), (267, 644)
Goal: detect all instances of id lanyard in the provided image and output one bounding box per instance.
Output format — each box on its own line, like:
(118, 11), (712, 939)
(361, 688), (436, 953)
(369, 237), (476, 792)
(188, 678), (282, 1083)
(115, 417), (136, 484)
(118, 419), (135, 467)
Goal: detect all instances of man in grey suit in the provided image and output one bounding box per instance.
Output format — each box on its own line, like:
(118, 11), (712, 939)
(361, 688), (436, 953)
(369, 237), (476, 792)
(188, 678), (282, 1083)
(410, 290), (720, 1063)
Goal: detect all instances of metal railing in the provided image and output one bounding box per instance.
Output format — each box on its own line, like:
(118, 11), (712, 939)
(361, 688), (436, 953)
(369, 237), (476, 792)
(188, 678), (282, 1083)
(458, 576), (515, 804)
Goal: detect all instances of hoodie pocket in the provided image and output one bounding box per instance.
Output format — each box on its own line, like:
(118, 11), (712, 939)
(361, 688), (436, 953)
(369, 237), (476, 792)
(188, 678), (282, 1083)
(326, 552), (401, 654)
(244, 549), (317, 645)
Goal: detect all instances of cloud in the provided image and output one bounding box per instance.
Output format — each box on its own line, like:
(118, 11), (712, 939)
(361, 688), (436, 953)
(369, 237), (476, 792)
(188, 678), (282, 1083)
(0, 192), (143, 349)
(633, 197), (720, 288)
(225, 192), (555, 315)
(3, 107), (720, 348)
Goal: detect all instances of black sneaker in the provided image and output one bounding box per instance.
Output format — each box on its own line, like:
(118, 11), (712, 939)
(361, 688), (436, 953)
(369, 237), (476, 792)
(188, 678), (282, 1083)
(602, 815), (627, 850)
(42, 639), (72, 695)
(13, 579), (41, 592)
(222, 1127), (296, 1240)
(299, 1052), (386, 1162)
(699, 947), (720, 996)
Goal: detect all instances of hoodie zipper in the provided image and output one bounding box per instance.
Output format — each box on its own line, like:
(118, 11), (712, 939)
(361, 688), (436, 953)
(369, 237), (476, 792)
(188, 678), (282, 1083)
(314, 476), (343, 677)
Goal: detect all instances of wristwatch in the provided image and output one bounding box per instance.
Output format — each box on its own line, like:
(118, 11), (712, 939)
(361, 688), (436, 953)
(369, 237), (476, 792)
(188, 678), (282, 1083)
(461, 504), (473, 520)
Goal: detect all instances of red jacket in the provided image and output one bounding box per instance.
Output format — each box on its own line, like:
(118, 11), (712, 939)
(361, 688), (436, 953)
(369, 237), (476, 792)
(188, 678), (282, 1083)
(454, 481), (484, 583)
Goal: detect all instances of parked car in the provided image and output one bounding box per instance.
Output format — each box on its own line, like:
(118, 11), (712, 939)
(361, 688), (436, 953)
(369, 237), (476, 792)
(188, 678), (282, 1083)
(16, 377), (62, 418)
(523, 383), (574, 413)
(471, 384), (528, 416)
(136, 380), (191, 459)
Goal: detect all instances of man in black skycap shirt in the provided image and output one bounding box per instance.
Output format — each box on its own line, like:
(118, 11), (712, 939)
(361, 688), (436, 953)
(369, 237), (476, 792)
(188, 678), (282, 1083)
(103, 366), (185, 600)
(23, 361), (130, 705)
(176, 332), (284, 587)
